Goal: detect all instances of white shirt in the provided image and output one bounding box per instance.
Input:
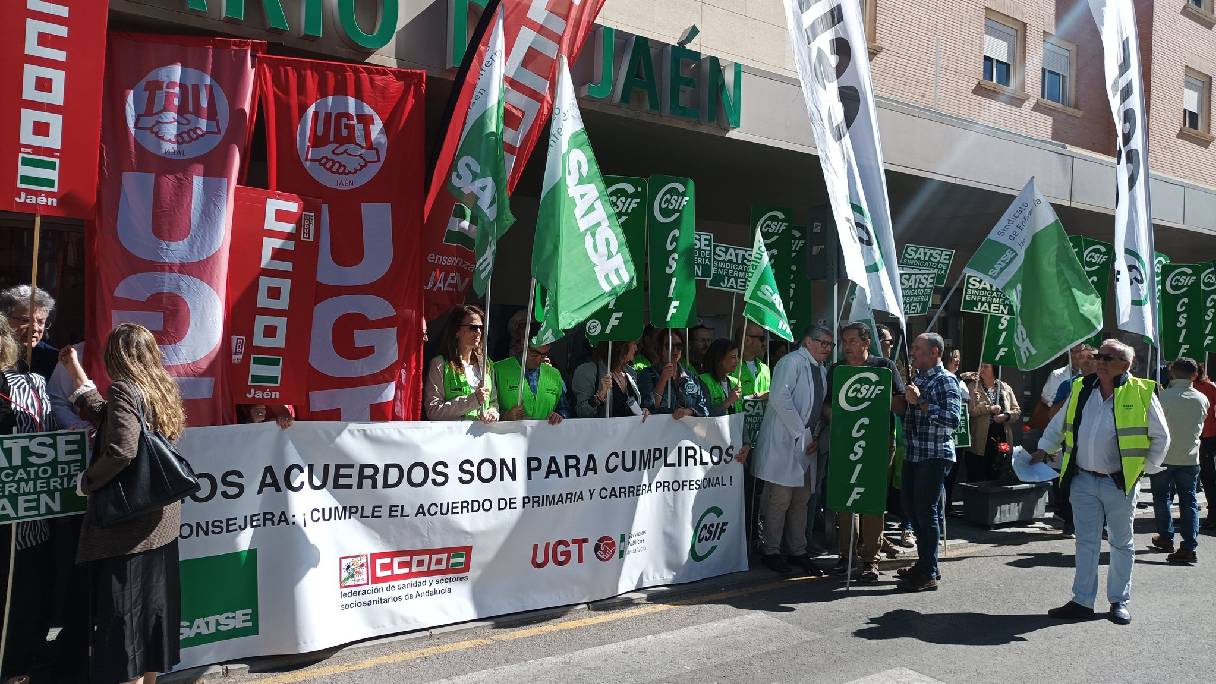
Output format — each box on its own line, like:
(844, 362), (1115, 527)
(1041, 363), (1077, 405)
(48, 342), (89, 430)
(1040, 379), (1170, 475)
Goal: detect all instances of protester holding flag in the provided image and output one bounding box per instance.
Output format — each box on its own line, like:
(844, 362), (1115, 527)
(59, 325), (187, 682)
(827, 323), (907, 582)
(960, 364), (1021, 483)
(424, 305), (498, 422)
(698, 339), (742, 418)
(736, 322), (773, 409)
(633, 326), (660, 372)
(896, 333), (962, 593)
(639, 330), (707, 419)
(1033, 340), (1169, 625)
(494, 342), (571, 425)
(753, 324), (833, 575)
(573, 341), (647, 419)
(0, 317), (58, 681)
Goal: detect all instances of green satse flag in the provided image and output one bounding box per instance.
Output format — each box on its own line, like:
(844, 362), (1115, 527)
(446, 8), (514, 296)
(531, 57), (636, 346)
(743, 227), (794, 341)
(964, 178), (1101, 371)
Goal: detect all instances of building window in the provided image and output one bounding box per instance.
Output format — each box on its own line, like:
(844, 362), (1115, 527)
(1184, 73), (1208, 131)
(984, 18), (1017, 88)
(1189, 0), (1209, 11)
(1041, 41), (1071, 106)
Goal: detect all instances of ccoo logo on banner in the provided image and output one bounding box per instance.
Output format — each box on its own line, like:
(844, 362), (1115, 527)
(827, 366), (892, 515)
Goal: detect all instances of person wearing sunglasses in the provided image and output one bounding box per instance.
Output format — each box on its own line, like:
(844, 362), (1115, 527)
(638, 329), (707, 419)
(752, 324), (834, 576)
(1033, 339), (1169, 625)
(734, 322), (772, 411)
(424, 305), (499, 422)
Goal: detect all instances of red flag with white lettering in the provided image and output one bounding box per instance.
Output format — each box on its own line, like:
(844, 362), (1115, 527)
(0, 0), (108, 218)
(89, 34), (263, 427)
(257, 55), (426, 421)
(420, 0), (605, 318)
(227, 187), (322, 406)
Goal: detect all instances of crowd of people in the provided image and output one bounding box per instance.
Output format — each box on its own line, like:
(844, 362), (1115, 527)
(2, 281), (1213, 682)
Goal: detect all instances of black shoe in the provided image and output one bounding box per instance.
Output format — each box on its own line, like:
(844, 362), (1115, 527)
(1150, 534), (1175, 552)
(787, 554), (824, 576)
(1047, 601), (1095, 619)
(1167, 549), (1198, 565)
(895, 570), (938, 592)
(763, 553), (791, 574)
(856, 565), (880, 583)
(895, 566), (942, 581)
(1109, 602), (1131, 625)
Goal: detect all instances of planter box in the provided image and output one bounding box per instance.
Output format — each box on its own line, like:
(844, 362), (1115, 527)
(957, 480), (1050, 528)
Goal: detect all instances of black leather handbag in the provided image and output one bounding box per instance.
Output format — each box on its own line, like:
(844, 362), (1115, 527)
(91, 398), (201, 527)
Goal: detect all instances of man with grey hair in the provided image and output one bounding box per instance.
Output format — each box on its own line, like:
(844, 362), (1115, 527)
(0, 285), (58, 379)
(896, 332), (962, 592)
(752, 323), (834, 575)
(1033, 339), (1169, 625)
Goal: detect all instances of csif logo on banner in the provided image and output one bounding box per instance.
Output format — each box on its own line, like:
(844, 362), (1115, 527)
(1165, 267), (1197, 296)
(297, 96), (387, 190)
(127, 66), (229, 159)
(827, 365), (891, 515)
(1083, 244), (1110, 271)
(690, 506), (730, 562)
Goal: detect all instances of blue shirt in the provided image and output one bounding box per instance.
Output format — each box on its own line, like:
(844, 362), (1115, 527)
(524, 367), (573, 419)
(1052, 374), (1077, 407)
(904, 364), (962, 462)
(638, 366), (709, 416)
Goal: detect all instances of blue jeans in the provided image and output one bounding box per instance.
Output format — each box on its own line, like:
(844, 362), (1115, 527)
(1150, 465), (1200, 551)
(901, 458), (952, 579)
(1070, 471), (1137, 607)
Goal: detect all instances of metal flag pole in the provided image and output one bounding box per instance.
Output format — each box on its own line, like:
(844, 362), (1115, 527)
(926, 271), (966, 333)
(845, 515), (855, 592)
(516, 278), (537, 411)
(605, 341), (613, 419)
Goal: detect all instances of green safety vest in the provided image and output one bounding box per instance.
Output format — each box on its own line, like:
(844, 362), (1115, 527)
(698, 372), (741, 412)
(441, 357), (494, 420)
(494, 357), (563, 419)
(1061, 375), (1154, 494)
(632, 356), (652, 372)
(733, 358), (771, 413)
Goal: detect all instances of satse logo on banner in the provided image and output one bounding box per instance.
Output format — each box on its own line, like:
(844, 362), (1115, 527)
(297, 96), (387, 189)
(126, 65), (228, 158)
(179, 550), (259, 648)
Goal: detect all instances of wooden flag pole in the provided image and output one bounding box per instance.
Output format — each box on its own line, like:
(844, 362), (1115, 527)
(25, 214), (42, 367)
(516, 278), (537, 411)
(605, 341), (612, 419)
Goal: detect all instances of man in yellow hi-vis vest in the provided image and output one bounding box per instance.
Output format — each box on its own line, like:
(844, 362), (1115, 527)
(1032, 339), (1169, 626)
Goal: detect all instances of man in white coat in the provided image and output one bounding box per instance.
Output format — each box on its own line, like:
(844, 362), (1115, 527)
(753, 324), (834, 574)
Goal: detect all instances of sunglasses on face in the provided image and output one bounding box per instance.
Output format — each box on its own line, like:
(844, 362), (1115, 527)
(460, 324), (484, 332)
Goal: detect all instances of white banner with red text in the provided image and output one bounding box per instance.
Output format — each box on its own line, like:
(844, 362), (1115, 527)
(174, 415), (746, 669)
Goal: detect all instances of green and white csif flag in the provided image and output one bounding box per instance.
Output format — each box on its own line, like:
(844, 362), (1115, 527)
(446, 7), (515, 296)
(964, 178), (1102, 370)
(743, 227), (793, 342)
(531, 57), (636, 346)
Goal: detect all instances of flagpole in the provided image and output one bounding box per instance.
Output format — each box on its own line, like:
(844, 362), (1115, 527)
(481, 273), (493, 419)
(729, 294), (738, 333)
(926, 271), (966, 333)
(605, 341), (612, 419)
(667, 333), (674, 410)
(25, 213), (42, 368)
(516, 278), (537, 411)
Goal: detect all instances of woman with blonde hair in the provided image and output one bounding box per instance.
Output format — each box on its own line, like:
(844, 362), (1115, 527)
(59, 323), (187, 684)
(0, 317), (57, 684)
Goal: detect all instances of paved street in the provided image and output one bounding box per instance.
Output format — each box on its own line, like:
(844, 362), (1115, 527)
(183, 504), (1215, 684)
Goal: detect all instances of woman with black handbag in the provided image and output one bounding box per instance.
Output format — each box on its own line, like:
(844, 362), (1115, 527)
(58, 324), (189, 684)
(962, 363), (1022, 483)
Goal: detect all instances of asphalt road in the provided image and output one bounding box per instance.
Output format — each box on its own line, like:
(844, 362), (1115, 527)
(206, 512), (1214, 683)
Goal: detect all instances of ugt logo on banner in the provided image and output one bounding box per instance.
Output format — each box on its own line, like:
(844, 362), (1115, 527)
(827, 365), (892, 515)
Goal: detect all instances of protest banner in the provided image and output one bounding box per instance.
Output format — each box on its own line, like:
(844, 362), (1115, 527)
(1160, 263), (1204, 361)
(173, 416), (746, 669)
(899, 269), (936, 316)
(1201, 262), (1216, 353)
(981, 315), (1016, 367)
(0, 0), (108, 218)
(585, 176), (648, 344)
(694, 231), (714, 280)
(753, 206), (813, 336)
(0, 430), (88, 523)
(647, 175), (696, 328)
(899, 244), (955, 287)
(708, 243), (751, 293)
(421, 0), (606, 316)
(961, 274), (1012, 316)
(953, 405), (971, 450)
(827, 365), (892, 516)
(1068, 235), (1113, 345)
(258, 56), (426, 421)
(90, 34), (263, 427)
(226, 187), (322, 406)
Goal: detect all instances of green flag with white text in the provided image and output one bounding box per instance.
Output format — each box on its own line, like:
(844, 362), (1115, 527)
(531, 57), (636, 345)
(964, 178), (1101, 370)
(584, 176), (648, 343)
(743, 227), (793, 341)
(446, 8), (514, 296)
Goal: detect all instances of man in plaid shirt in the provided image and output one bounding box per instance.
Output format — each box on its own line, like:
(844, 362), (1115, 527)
(896, 332), (962, 592)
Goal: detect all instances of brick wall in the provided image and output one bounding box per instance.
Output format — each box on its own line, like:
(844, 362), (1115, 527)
(1147, 0), (1216, 187)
